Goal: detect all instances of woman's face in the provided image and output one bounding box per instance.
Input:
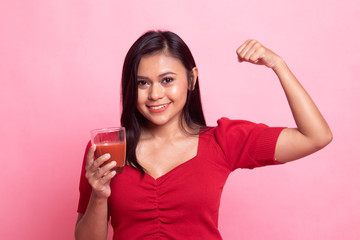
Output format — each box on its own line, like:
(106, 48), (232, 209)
(136, 52), (193, 127)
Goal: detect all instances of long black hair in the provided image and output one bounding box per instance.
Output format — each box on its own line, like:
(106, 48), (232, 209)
(121, 30), (206, 174)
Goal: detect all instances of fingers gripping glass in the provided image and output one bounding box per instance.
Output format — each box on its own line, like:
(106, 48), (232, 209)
(90, 127), (126, 174)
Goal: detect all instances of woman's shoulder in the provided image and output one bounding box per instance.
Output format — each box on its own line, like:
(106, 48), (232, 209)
(200, 117), (277, 145)
(202, 117), (261, 133)
(217, 117), (260, 125)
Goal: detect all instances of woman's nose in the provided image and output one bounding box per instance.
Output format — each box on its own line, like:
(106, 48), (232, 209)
(148, 83), (164, 100)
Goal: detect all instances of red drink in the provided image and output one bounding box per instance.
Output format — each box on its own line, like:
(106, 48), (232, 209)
(95, 141), (126, 173)
(91, 127), (126, 174)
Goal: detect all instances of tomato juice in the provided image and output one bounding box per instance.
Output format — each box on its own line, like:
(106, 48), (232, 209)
(95, 141), (126, 172)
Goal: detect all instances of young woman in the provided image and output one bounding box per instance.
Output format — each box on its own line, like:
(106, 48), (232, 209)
(75, 31), (332, 240)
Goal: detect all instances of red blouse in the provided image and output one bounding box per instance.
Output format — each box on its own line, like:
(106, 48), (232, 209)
(77, 118), (285, 239)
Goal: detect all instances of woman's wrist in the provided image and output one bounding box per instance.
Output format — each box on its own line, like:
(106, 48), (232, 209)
(90, 191), (109, 205)
(271, 57), (286, 72)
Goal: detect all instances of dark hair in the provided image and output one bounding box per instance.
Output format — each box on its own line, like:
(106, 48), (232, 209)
(121, 30), (206, 174)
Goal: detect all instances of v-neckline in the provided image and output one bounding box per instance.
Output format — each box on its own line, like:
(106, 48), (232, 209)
(143, 131), (202, 182)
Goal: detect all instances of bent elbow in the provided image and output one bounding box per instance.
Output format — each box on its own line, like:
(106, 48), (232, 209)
(327, 130), (333, 144)
(314, 129), (333, 149)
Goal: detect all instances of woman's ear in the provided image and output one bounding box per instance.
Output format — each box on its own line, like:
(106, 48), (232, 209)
(189, 67), (198, 90)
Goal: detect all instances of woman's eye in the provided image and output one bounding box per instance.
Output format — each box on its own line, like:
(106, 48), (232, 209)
(162, 77), (174, 84)
(137, 80), (148, 87)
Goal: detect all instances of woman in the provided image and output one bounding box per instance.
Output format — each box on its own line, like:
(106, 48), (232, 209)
(75, 30), (332, 239)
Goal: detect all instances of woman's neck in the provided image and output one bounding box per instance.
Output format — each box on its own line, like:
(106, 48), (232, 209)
(141, 118), (199, 141)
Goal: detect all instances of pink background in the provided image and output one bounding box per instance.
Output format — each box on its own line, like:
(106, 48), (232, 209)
(1, 0), (359, 239)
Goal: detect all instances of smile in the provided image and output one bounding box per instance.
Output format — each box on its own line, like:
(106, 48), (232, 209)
(147, 103), (171, 113)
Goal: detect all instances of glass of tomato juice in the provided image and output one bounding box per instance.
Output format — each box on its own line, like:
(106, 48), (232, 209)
(91, 127), (126, 173)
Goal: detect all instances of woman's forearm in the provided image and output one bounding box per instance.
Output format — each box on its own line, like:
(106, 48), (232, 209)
(272, 59), (333, 148)
(75, 192), (109, 240)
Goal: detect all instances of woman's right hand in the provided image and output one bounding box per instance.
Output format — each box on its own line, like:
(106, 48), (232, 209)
(85, 145), (117, 199)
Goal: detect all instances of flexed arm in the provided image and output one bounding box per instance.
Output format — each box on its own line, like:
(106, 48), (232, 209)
(236, 40), (332, 163)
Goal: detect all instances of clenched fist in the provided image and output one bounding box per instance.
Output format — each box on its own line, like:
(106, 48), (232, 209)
(236, 39), (282, 69)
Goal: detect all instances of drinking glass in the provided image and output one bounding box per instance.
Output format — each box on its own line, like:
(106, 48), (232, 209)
(90, 127), (126, 173)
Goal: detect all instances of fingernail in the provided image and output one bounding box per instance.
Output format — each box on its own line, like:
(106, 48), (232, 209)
(105, 153), (111, 158)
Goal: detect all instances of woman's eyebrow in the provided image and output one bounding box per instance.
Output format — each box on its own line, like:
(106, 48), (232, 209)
(159, 71), (177, 77)
(137, 72), (177, 79)
(137, 75), (149, 80)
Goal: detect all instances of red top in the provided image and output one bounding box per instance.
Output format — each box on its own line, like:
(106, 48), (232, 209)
(77, 118), (285, 239)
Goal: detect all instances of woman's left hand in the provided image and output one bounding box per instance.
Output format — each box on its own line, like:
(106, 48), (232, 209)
(236, 39), (282, 69)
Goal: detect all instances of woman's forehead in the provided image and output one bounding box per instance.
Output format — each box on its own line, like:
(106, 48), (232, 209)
(138, 52), (185, 74)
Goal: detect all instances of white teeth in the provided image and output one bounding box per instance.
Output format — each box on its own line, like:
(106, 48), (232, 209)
(149, 104), (168, 110)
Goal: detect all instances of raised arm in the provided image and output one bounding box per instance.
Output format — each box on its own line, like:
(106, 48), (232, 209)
(236, 40), (332, 163)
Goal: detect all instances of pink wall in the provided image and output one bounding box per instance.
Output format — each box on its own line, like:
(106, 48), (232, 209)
(1, 0), (359, 239)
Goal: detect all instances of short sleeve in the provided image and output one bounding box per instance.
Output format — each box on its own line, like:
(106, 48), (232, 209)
(77, 141), (92, 214)
(214, 117), (285, 171)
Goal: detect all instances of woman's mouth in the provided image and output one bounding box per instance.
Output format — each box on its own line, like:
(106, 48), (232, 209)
(147, 103), (171, 113)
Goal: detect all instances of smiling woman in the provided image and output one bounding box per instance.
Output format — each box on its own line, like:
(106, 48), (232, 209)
(120, 31), (206, 175)
(74, 30), (332, 240)
(136, 52), (195, 126)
